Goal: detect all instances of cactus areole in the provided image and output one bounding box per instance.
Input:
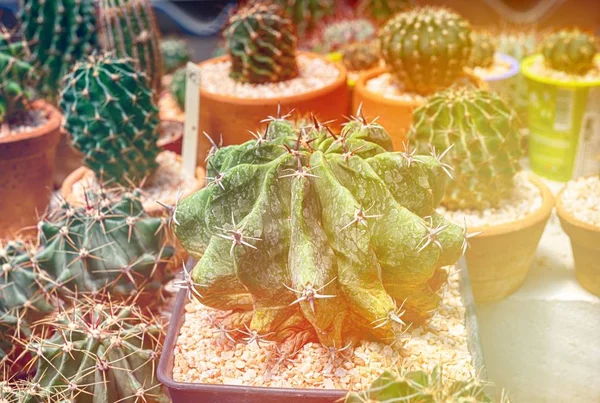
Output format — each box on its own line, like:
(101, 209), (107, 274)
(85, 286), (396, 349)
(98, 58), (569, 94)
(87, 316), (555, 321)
(174, 113), (466, 350)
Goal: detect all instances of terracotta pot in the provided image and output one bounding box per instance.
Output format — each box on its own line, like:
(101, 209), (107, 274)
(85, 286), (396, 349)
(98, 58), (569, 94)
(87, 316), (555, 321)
(464, 173), (554, 302)
(0, 101), (61, 239)
(196, 52), (350, 165)
(556, 185), (600, 296)
(352, 68), (487, 151)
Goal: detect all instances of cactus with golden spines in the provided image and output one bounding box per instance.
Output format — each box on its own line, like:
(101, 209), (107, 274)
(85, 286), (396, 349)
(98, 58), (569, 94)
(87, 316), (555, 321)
(541, 29), (598, 74)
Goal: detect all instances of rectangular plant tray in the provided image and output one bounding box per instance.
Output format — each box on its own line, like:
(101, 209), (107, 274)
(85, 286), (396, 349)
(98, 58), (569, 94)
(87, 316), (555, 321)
(157, 258), (485, 403)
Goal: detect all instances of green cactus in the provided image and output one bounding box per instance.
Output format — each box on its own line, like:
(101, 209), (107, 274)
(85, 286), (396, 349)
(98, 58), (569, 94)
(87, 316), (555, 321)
(24, 297), (168, 403)
(379, 7), (473, 95)
(169, 67), (186, 110)
(60, 55), (161, 184)
(409, 87), (523, 210)
(0, 309), (32, 373)
(357, 0), (415, 24)
(97, 0), (163, 94)
(226, 2), (299, 84)
(470, 32), (496, 68)
(174, 113), (466, 350)
(541, 29), (598, 75)
(0, 29), (37, 124)
(19, 0), (97, 100)
(160, 38), (191, 74)
(342, 40), (380, 71)
(273, 0), (335, 37)
(314, 18), (376, 53)
(497, 29), (538, 62)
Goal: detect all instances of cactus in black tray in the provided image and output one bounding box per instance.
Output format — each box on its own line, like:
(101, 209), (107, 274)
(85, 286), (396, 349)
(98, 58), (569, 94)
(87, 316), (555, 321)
(469, 32), (497, 68)
(98, 0), (163, 94)
(541, 29), (598, 74)
(379, 7), (473, 95)
(19, 0), (97, 100)
(160, 38), (191, 74)
(409, 87), (523, 210)
(174, 112), (467, 351)
(226, 1), (299, 84)
(169, 67), (186, 110)
(60, 54), (161, 184)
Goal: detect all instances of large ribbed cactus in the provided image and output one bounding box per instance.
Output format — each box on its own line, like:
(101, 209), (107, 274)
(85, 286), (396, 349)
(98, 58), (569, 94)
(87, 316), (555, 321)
(19, 0), (97, 100)
(379, 7), (472, 95)
(226, 2), (299, 84)
(410, 87), (523, 210)
(60, 55), (161, 183)
(175, 114), (465, 350)
(541, 29), (598, 74)
(469, 32), (496, 68)
(160, 38), (191, 74)
(23, 298), (168, 403)
(98, 0), (163, 94)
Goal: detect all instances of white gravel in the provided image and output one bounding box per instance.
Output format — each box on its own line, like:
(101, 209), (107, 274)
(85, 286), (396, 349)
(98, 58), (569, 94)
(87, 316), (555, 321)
(0, 109), (48, 139)
(365, 73), (478, 102)
(438, 172), (543, 228)
(530, 56), (600, 82)
(471, 55), (514, 80)
(200, 55), (340, 99)
(560, 176), (600, 226)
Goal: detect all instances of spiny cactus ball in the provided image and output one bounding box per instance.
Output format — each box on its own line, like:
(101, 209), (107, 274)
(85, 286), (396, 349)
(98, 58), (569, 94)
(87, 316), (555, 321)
(160, 38), (191, 74)
(318, 18), (376, 53)
(175, 112), (466, 351)
(469, 32), (497, 68)
(379, 7), (473, 95)
(342, 40), (380, 71)
(60, 55), (161, 184)
(410, 87), (523, 210)
(226, 1), (299, 84)
(541, 29), (598, 74)
(497, 29), (538, 62)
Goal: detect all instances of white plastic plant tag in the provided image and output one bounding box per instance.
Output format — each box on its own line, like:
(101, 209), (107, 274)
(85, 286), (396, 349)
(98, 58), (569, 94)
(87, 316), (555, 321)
(182, 62), (202, 176)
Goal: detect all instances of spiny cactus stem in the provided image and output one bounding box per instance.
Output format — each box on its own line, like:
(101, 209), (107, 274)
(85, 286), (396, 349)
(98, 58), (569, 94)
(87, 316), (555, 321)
(341, 204), (383, 231)
(342, 143), (366, 162)
(416, 218), (449, 253)
(278, 158), (319, 180)
(399, 142), (422, 168)
(238, 324), (274, 347)
(156, 188), (183, 227)
(429, 144), (455, 179)
(205, 161), (226, 190)
(214, 213), (261, 257)
(460, 218), (483, 255)
(260, 104), (294, 123)
(203, 131), (223, 162)
(282, 277), (337, 313)
(249, 129), (268, 145)
(173, 262), (205, 302)
(372, 300), (407, 330)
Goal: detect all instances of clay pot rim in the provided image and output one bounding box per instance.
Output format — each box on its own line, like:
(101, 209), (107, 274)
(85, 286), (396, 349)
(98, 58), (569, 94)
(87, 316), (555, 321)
(467, 172), (555, 237)
(197, 52), (348, 105)
(555, 178), (600, 235)
(0, 100), (62, 145)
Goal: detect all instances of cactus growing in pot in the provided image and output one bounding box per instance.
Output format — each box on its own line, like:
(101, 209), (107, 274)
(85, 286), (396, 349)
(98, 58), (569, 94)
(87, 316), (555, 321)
(541, 29), (598, 75)
(160, 38), (191, 74)
(469, 32), (497, 69)
(357, 0), (415, 24)
(312, 18), (376, 53)
(341, 40), (380, 72)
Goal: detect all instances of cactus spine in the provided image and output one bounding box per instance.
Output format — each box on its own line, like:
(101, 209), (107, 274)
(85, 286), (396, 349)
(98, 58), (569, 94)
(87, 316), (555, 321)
(541, 29), (598, 74)
(226, 2), (299, 84)
(469, 32), (496, 68)
(409, 87), (523, 210)
(379, 7), (473, 95)
(160, 38), (191, 74)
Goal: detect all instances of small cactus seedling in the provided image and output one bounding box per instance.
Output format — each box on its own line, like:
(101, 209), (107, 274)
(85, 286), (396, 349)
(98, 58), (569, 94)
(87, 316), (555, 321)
(169, 67), (186, 110)
(541, 29), (598, 75)
(409, 87), (523, 210)
(341, 40), (380, 71)
(174, 112), (466, 350)
(60, 54), (161, 184)
(160, 38), (191, 74)
(379, 7), (473, 95)
(313, 18), (376, 53)
(357, 0), (415, 24)
(469, 32), (497, 68)
(225, 1), (299, 84)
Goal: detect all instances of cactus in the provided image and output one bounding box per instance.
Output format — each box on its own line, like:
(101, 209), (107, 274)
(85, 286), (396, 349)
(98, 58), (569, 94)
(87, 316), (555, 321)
(409, 87), (523, 210)
(169, 67), (186, 110)
(497, 29), (538, 62)
(541, 29), (598, 75)
(341, 40), (380, 71)
(60, 54), (161, 184)
(379, 7), (473, 95)
(0, 29), (37, 124)
(357, 0), (415, 24)
(0, 309), (32, 373)
(225, 2), (299, 84)
(97, 0), (163, 94)
(469, 32), (496, 68)
(160, 38), (191, 74)
(313, 18), (376, 53)
(23, 297), (168, 402)
(19, 0), (97, 100)
(272, 0), (335, 37)
(174, 112), (466, 350)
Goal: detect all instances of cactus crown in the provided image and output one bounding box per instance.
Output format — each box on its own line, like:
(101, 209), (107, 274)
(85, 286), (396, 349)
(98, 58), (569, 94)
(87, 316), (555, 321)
(541, 29), (598, 74)
(316, 18), (376, 53)
(469, 32), (497, 68)
(226, 1), (299, 84)
(174, 111), (466, 351)
(379, 7), (473, 95)
(341, 40), (381, 72)
(160, 38), (191, 74)
(357, 0), (415, 24)
(410, 87), (523, 210)
(19, 0), (97, 100)
(60, 54), (161, 184)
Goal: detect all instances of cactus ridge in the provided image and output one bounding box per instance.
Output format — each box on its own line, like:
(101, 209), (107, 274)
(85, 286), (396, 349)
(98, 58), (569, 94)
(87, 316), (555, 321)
(469, 32), (496, 68)
(60, 54), (161, 183)
(175, 111), (466, 350)
(160, 38), (191, 74)
(410, 87), (523, 210)
(541, 29), (598, 74)
(379, 7), (472, 95)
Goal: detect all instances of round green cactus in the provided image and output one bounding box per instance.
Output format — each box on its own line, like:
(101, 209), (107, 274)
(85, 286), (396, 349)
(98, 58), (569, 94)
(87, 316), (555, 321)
(541, 29), (598, 74)
(497, 29), (538, 62)
(160, 38), (191, 74)
(315, 18), (376, 53)
(60, 55), (161, 184)
(169, 67), (186, 110)
(225, 1), (299, 84)
(174, 113), (466, 350)
(379, 7), (473, 95)
(341, 40), (380, 71)
(469, 32), (496, 68)
(19, 0), (97, 100)
(274, 0), (335, 37)
(357, 0), (415, 24)
(409, 87), (523, 210)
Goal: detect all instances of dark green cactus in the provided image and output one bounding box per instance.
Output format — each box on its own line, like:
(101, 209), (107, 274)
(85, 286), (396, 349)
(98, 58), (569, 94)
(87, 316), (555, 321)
(342, 40), (380, 72)
(19, 0), (97, 100)
(313, 18), (376, 53)
(470, 32), (496, 68)
(60, 55), (161, 183)
(226, 2), (299, 84)
(98, 0), (163, 94)
(379, 7), (473, 95)
(409, 87), (523, 210)
(160, 38), (191, 74)
(273, 0), (335, 37)
(169, 67), (186, 110)
(174, 113), (466, 350)
(357, 0), (415, 24)
(541, 29), (598, 74)
(24, 297), (168, 403)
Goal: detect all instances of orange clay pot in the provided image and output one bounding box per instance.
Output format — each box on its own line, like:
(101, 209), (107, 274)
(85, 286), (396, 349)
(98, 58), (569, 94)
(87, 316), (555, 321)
(196, 52), (350, 165)
(0, 101), (61, 239)
(352, 67), (487, 151)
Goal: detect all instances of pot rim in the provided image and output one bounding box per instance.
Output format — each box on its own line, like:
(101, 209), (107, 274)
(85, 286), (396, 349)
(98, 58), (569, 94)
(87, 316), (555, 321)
(0, 100), (62, 145)
(555, 178), (600, 234)
(196, 52), (348, 106)
(521, 54), (600, 87)
(476, 53), (520, 82)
